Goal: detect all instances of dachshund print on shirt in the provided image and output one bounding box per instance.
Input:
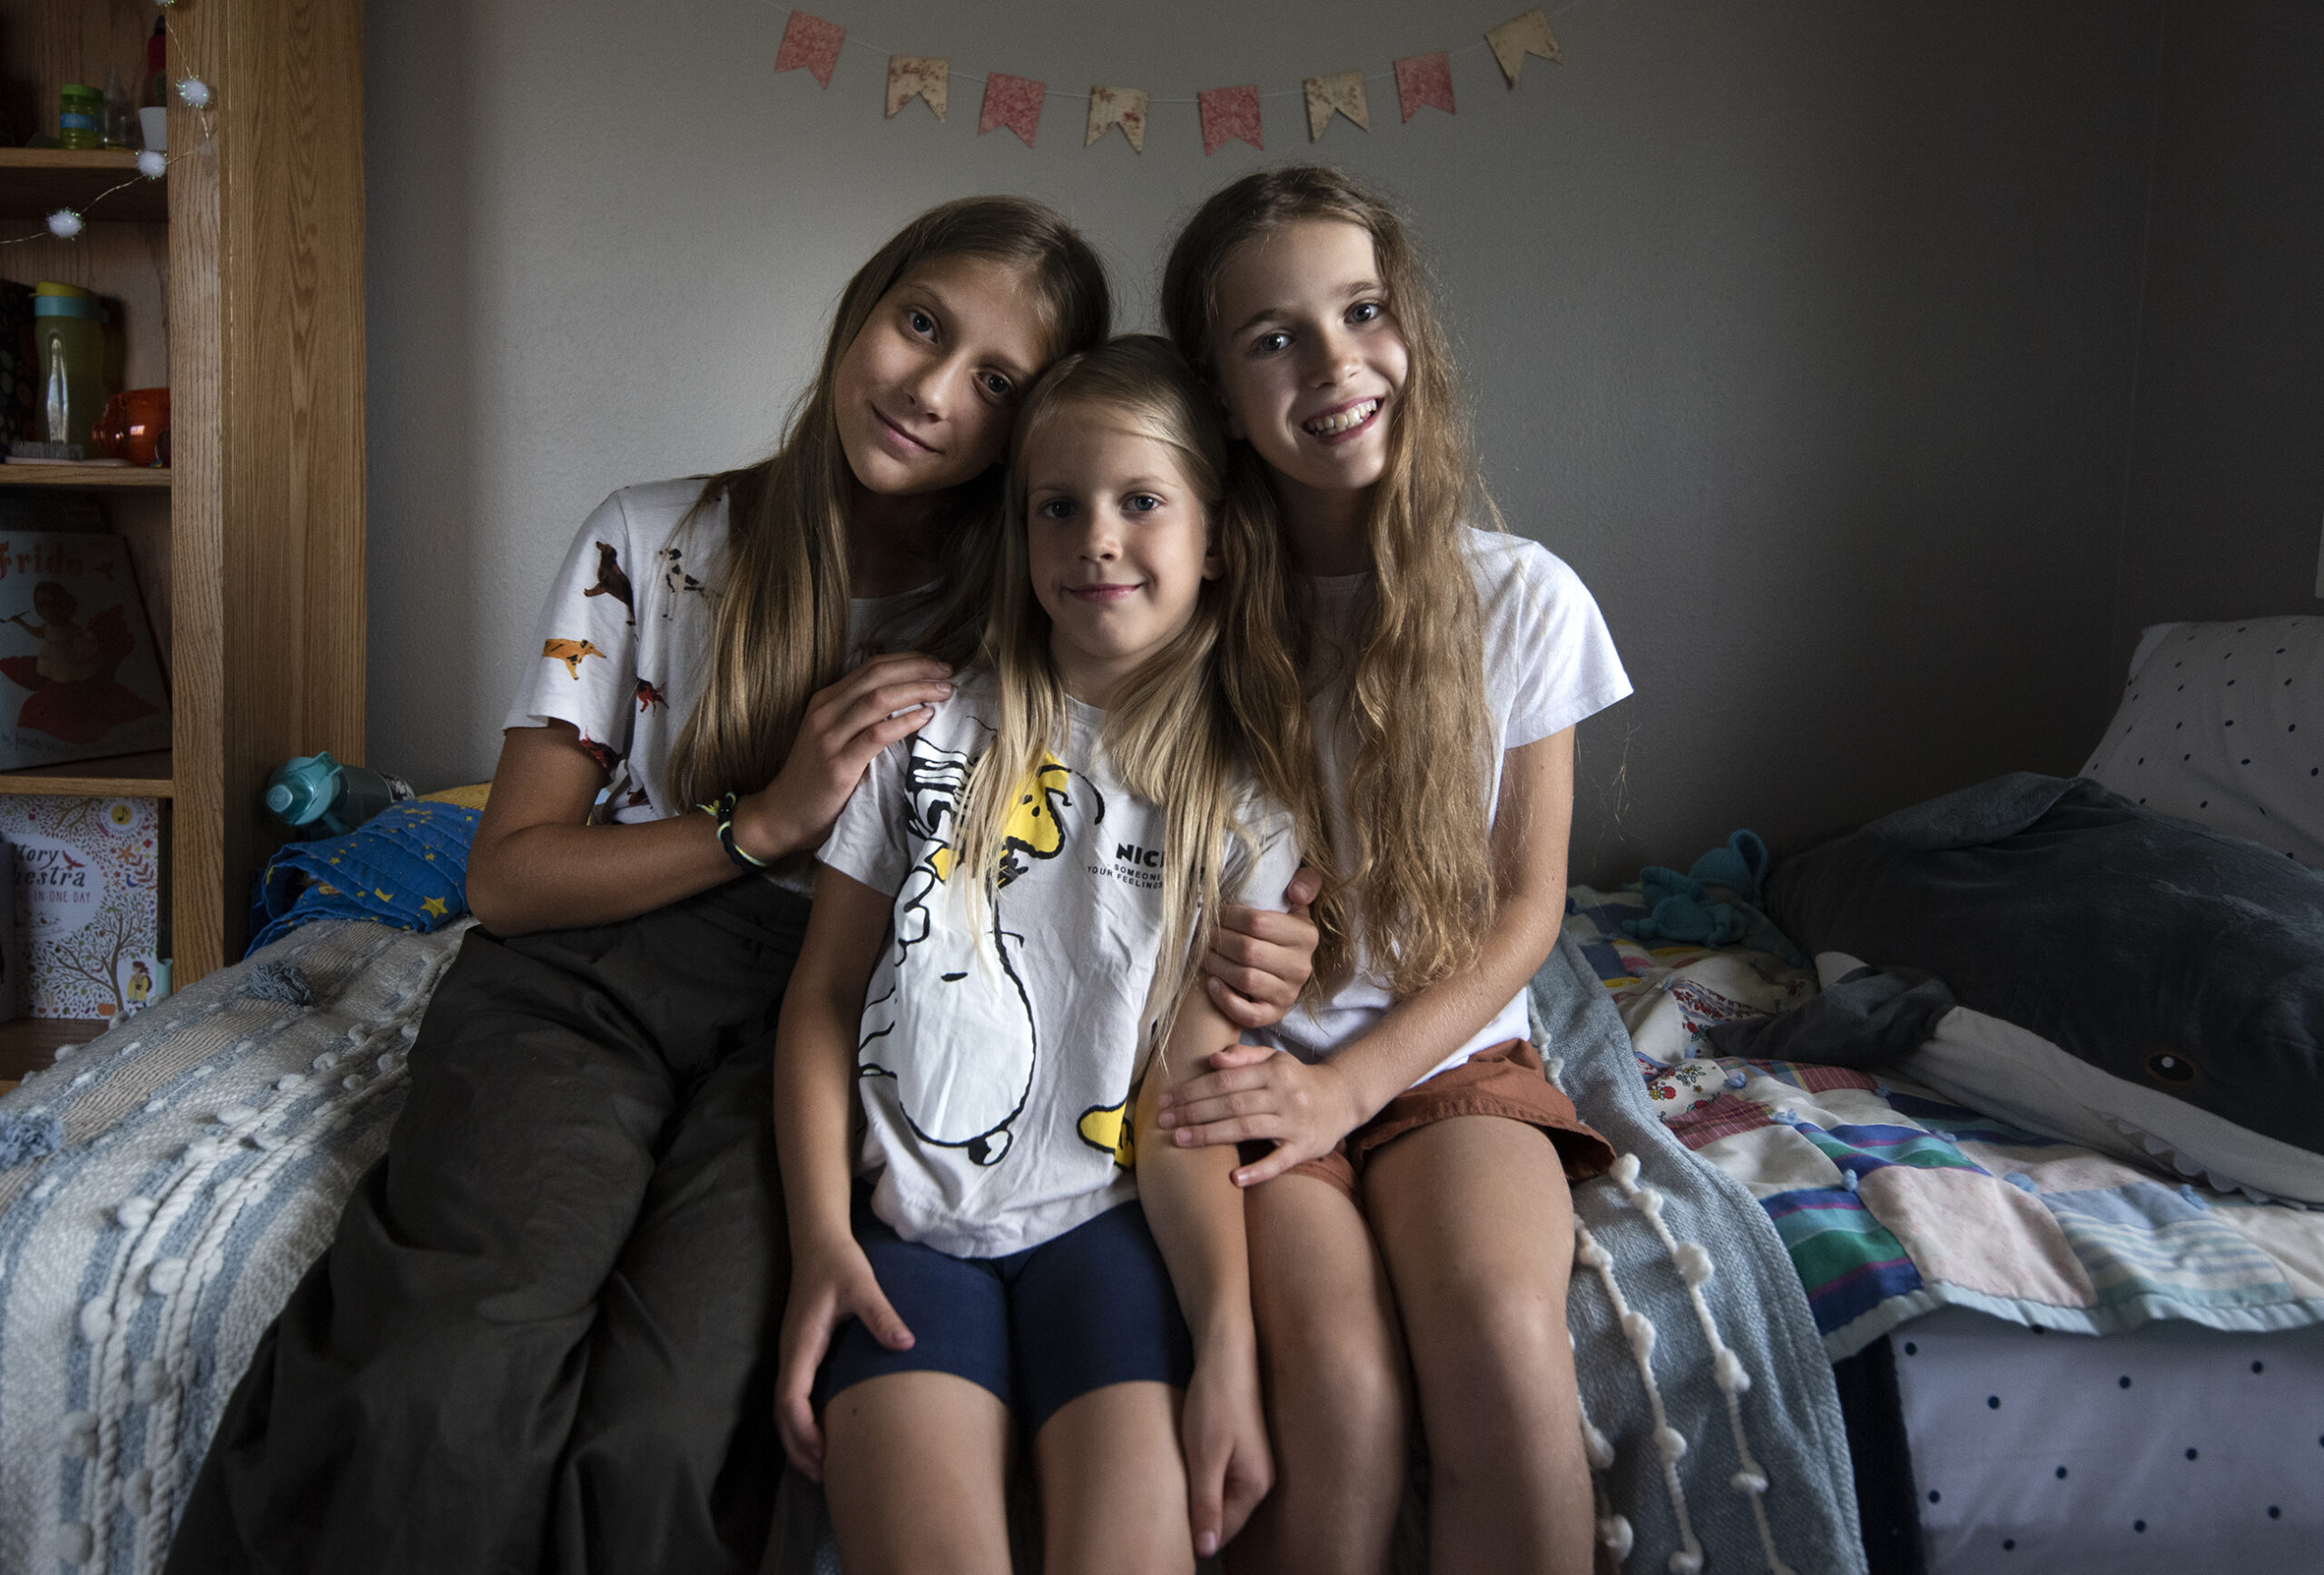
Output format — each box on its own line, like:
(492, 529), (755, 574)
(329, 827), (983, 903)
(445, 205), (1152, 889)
(583, 542), (635, 625)
(542, 638), (606, 679)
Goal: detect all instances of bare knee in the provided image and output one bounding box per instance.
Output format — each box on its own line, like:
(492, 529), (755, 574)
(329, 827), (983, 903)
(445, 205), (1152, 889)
(1406, 1276), (1575, 1472)
(1265, 1325), (1408, 1470)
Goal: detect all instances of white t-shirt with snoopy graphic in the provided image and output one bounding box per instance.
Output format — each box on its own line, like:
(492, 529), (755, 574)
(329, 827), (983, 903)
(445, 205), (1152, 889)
(818, 677), (1301, 1259)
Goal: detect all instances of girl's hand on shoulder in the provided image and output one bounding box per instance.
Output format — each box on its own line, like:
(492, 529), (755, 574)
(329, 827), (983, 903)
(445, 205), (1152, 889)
(1180, 1346), (1273, 1558)
(1203, 864), (1324, 1029)
(732, 653), (952, 862)
(773, 1234), (914, 1483)
(1155, 1043), (1365, 1186)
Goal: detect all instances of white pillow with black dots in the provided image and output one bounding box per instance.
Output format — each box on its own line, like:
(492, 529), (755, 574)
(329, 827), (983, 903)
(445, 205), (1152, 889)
(1895, 1305), (2324, 1573)
(2082, 615), (2322, 866)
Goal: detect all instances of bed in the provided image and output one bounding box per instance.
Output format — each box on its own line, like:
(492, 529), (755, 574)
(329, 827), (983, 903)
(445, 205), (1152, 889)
(1559, 613), (2324, 1573)
(0, 614), (2311, 1575)
(1562, 891), (2324, 1573)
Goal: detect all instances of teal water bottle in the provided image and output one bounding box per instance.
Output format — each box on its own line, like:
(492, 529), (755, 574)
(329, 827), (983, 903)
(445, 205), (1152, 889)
(263, 751), (415, 837)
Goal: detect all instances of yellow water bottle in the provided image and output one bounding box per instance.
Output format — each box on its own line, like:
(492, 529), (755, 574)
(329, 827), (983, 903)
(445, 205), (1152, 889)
(58, 84), (100, 150)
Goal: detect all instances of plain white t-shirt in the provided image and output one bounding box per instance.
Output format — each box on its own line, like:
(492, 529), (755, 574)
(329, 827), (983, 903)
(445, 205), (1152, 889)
(819, 677), (1301, 1258)
(1261, 529), (1631, 1084)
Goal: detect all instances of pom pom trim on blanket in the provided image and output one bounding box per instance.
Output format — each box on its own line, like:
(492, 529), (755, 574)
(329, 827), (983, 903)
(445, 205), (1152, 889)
(1574, 1149), (1799, 1575)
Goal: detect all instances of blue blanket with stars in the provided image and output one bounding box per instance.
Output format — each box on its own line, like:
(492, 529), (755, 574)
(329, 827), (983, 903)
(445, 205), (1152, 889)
(248, 800), (482, 956)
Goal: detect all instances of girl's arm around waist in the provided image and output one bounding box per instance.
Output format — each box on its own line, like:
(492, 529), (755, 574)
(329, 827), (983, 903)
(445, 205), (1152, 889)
(1157, 726), (1577, 1186)
(772, 863), (916, 1482)
(1137, 981), (1274, 1558)
(465, 652), (952, 935)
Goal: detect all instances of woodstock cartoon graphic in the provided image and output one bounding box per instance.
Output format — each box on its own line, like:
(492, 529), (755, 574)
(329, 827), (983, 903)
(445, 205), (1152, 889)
(858, 738), (1090, 1167)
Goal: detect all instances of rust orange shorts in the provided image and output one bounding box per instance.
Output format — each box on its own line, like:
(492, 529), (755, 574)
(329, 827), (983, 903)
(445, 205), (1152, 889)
(1264, 1039), (1614, 1205)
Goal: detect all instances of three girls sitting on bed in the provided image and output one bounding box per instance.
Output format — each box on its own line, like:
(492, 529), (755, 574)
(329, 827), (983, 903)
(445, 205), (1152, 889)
(168, 170), (1627, 1575)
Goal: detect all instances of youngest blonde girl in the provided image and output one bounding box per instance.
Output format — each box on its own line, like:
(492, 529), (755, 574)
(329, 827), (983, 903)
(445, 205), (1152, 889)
(773, 335), (1324, 1572)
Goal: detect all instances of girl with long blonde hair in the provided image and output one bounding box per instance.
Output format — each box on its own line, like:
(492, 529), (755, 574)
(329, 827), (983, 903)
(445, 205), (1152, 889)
(773, 336), (1316, 1571)
(170, 206), (1321, 1575)
(1157, 166), (1634, 1575)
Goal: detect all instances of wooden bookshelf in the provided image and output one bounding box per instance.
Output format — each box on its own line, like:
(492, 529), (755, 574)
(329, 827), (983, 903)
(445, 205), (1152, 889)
(0, 0), (366, 989)
(0, 749), (172, 797)
(0, 465), (171, 487)
(0, 1013), (104, 1092)
(0, 148), (166, 224)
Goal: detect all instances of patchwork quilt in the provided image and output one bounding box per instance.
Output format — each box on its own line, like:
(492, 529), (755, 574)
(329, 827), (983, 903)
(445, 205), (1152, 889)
(1566, 887), (2324, 1360)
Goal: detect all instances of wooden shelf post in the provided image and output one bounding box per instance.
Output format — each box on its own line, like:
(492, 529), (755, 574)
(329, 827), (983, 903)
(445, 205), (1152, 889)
(168, 0), (367, 979)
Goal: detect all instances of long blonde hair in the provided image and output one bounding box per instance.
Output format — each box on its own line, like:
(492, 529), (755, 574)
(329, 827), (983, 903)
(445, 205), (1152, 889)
(667, 197), (1111, 809)
(1162, 165), (1497, 998)
(950, 336), (1332, 1052)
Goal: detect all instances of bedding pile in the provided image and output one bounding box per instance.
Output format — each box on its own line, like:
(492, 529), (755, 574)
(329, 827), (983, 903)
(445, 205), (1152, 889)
(0, 919), (471, 1575)
(1565, 886), (2324, 1360)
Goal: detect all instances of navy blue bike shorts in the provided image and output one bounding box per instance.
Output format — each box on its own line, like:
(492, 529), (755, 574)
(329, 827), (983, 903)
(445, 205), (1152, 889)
(812, 1191), (1194, 1436)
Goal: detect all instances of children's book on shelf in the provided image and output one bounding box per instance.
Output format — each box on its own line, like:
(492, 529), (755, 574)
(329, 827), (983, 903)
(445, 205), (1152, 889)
(0, 530), (170, 771)
(2, 794), (165, 1020)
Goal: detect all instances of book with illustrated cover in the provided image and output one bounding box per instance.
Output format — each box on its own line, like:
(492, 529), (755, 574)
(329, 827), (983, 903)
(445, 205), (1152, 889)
(1, 794), (163, 1020)
(0, 530), (171, 770)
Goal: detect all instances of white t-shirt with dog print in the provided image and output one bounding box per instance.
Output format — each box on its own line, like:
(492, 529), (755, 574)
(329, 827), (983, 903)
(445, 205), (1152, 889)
(818, 677), (1301, 1259)
(505, 477), (926, 887)
(1261, 529), (1631, 1085)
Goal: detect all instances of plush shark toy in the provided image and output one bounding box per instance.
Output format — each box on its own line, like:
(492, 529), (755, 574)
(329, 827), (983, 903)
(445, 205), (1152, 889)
(1758, 773), (2324, 1204)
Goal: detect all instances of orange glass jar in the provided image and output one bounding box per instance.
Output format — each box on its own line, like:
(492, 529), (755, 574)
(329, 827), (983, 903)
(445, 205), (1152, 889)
(92, 387), (170, 468)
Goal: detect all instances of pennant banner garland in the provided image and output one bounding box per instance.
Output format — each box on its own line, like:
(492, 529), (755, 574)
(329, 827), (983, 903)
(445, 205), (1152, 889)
(1304, 70), (1369, 142)
(1394, 52), (1456, 122)
(780, 9), (1567, 158)
(1199, 85), (1264, 156)
(1485, 9), (1561, 84)
(885, 55), (948, 120)
(980, 72), (1046, 146)
(1086, 86), (1150, 153)
(775, 11), (844, 88)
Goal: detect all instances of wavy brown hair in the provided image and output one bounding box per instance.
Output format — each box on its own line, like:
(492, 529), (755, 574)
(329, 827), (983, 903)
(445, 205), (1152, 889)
(1163, 165), (1496, 998)
(953, 336), (1336, 1054)
(666, 197), (1110, 809)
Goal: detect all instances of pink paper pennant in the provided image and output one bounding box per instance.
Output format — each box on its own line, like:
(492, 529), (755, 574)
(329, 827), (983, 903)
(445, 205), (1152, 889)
(774, 12), (843, 90)
(1198, 84), (1262, 156)
(1393, 52), (1455, 122)
(979, 73), (1045, 148)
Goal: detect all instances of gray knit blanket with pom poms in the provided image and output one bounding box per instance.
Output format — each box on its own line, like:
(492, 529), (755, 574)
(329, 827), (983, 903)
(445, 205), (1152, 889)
(0, 919), (471, 1575)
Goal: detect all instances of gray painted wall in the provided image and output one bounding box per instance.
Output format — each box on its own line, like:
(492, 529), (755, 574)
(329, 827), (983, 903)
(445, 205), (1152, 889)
(2109, 0), (2324, 687)
(366, 0), (2174, 883)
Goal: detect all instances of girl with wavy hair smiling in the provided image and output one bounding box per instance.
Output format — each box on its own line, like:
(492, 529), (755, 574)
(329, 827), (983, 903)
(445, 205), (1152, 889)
(1158, 166), (1633, 1574)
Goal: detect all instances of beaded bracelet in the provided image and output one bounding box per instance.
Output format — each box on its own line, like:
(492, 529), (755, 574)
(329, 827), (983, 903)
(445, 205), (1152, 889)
(698, 790), (772, 870)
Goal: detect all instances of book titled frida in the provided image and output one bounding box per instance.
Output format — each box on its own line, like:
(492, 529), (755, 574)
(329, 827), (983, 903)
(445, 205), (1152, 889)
(1, 794), (163, 1020)
(0, 531), (170, 770)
